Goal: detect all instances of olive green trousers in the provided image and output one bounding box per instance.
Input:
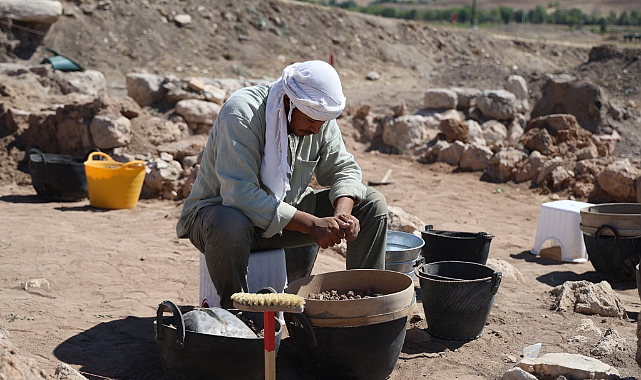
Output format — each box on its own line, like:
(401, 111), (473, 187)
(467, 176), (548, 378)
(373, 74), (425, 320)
(188, 187), (388, 308)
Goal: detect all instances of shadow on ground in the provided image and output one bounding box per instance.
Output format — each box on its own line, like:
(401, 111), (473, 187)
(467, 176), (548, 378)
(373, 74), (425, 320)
(510, 249), (569, 266)
(53, 315), (321, 380)
(53, 316), (165, 380)
(0, 194), (48, 204)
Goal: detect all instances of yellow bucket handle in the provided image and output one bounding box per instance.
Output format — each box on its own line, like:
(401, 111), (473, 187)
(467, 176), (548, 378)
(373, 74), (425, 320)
(87, 151), (115, 163)
(122, 161), (146, 170)
(86, 151), (146, 171)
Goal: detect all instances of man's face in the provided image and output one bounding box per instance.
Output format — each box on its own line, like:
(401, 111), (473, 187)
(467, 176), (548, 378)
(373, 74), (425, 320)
(287, 106), (325, 137)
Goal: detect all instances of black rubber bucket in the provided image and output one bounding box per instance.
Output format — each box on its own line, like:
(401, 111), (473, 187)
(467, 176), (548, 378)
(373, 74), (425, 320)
(421, 225), (493, 265)
(583, 224), (641, 283)
(154, 300), (282, 380)
(28, 148), (96, 202)
(416, 261), (502, 340)
(285, 312), (406, 380)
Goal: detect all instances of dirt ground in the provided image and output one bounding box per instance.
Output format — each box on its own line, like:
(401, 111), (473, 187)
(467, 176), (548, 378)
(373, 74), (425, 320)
(1, 0), (641, 379)
(1, 138), (640, 379)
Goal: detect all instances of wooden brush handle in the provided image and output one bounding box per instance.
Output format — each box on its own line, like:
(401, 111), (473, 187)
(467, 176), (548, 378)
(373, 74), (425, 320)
(232, 301), (304, 313)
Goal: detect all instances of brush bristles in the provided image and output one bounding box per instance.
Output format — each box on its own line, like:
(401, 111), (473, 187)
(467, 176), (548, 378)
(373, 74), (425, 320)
(231, 292), (305, 307)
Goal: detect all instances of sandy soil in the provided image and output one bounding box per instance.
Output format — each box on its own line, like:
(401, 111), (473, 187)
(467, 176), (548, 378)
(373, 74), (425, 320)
(1, 140), (639, 379)
(1, 1), (641, 378)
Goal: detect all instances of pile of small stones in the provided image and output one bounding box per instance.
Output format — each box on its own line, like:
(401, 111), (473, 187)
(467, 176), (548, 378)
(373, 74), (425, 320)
(307, 288), (378, 300)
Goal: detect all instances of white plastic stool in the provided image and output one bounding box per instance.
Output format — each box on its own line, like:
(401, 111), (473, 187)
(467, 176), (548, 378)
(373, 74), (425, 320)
(199, 248), (288, 308)
(531, 200), (594, 263)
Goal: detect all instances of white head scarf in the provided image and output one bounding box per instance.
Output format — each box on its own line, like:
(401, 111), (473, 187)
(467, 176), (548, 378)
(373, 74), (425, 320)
(261, 60), (346, 201)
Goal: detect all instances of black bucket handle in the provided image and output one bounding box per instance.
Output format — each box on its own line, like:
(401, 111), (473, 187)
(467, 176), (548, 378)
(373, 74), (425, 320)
(473, 232), (494, 256)
(29, 148), (49, 196)
(288, 312), (317, 348)
(29, 148), (47, 165)
(491, 272), (502, 295)
(156, 300), (185, 349)
(595, 224), (621, 250)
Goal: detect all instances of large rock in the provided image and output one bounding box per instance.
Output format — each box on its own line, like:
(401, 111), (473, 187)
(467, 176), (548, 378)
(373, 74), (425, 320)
(0, 323), (48, 379)
(55, 363), (88, 380)
(437, 140), (465, 166)
(504, 75), (529, 113)
(382, 115), (440, 151)
(476, 90), (517, 120)
(439, 118), (469, 143)
(459, 143), (493, 171)
(143, 155), (183, 200)
(596, 160), (640, 202)
(486, 258), (524, 283)
(466, 119), (486, 146)
(507, 119), (524, 144)
(89, 114), (131, 149)
(535, 156), (564, 185)
(424, 89), (458, 110)
(53, 70), (107, 97)
(203, 84), (227, 105)
(388, 206), (425, 235)
(551, 280), (627, 318)
(531, 75), (609, 133)
(157, 135), (207, 164)
(100, 96), (143, 119)
(352, 114), (383, 143)
(126, 73), (166, 106)
(175, 99), (222, 134)
(521, 128), (555, 155)
(522, 114), (596, 158)
(517, 353), (619, 379)
(451, 87), (481, 110)
(481, 120), (508, 151)
(485, 148), (527, 182)
(0, 0), (62, 23)
(515, 151), (544, 183)
(499, 367), (538, 380)
(591, 328), (629, 357)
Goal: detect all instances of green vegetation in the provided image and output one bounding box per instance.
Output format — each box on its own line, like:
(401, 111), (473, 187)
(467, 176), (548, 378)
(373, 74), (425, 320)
(305, 1), (641, 28)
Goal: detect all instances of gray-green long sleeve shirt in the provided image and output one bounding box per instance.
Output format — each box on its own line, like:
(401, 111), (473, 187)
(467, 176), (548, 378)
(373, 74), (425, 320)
(176, 84), (367, 239)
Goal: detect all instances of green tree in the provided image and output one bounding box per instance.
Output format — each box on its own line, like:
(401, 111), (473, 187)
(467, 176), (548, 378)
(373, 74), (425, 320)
(380, 7), (396, 18)
(619, 10), (630, 26)
(529, 5), (547, 23)
(499, 6), (512, 24)
(599, 17), (607, 33)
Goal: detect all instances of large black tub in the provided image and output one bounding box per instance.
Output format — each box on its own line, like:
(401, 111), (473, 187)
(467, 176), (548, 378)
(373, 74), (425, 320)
(416, 261), (501, 340)
(154, 300), (282, 380)
(284, 269), (414, 380)
(285, 312), (407, 380)
(28, 148), (96, 202)
(583, 224), (641, 283)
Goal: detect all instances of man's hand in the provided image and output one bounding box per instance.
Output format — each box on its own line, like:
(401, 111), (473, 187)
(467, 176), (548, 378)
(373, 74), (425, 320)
(308, 216), (347, 248)
(285, 195), (361, 248)
(334, 213), (359, 241)
(333, 196), (359, 241)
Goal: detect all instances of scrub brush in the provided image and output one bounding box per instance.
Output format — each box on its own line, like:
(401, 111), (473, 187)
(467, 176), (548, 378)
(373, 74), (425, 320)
(231, 292), (305, 380)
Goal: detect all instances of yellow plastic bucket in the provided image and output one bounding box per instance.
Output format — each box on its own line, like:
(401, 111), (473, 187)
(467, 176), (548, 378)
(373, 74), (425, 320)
(84, 152), (146, 209)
